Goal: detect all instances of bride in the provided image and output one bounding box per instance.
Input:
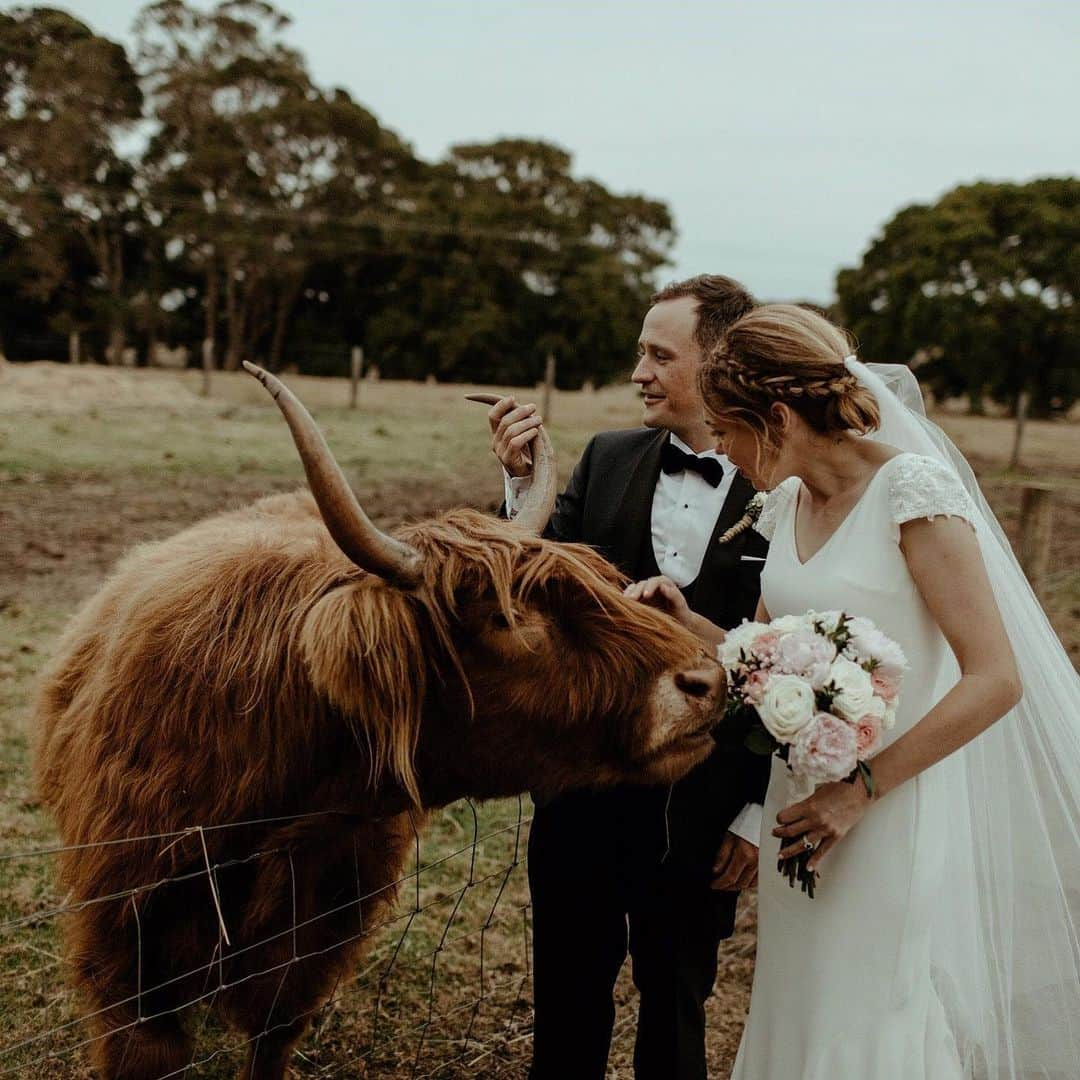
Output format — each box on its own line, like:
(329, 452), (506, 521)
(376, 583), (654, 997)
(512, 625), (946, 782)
(628, 304), (1080, 1078)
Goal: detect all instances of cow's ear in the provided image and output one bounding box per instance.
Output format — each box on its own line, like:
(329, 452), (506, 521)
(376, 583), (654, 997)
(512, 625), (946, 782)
(299, 580), (424, 806)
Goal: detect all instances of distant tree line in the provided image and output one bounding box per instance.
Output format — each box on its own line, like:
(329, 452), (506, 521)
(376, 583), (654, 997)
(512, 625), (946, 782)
(836, 178), (1080, 419)
(2, 4), (1076, 407)
(0, 1), (675, 386)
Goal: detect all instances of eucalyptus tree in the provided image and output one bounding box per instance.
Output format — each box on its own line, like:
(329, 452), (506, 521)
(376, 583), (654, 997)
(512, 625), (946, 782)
(365, 138), (675, 386)
(0, 7), (143, 361)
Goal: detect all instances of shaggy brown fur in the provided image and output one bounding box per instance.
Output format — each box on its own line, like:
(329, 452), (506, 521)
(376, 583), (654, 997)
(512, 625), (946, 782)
(33, 492), (722, 1079)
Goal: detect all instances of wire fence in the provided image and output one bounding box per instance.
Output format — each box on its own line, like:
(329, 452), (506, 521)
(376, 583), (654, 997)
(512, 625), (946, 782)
(0, 797), (536, 1079)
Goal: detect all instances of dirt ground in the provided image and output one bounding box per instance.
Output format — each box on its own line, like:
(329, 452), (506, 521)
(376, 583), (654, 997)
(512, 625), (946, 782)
(1, 364), (1076, 1078)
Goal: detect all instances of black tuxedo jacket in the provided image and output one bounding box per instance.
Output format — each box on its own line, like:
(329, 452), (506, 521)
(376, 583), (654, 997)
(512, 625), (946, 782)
(546, 427), (768, 629)
(528, 426), (772, 876)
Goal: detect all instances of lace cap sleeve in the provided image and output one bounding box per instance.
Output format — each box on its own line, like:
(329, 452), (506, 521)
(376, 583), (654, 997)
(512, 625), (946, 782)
(888, 454), (977, 530)
(754, 477), (798, 541)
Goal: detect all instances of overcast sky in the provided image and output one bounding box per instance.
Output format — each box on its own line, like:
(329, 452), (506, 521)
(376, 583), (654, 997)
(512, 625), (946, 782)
(58, 0), (1080, 302)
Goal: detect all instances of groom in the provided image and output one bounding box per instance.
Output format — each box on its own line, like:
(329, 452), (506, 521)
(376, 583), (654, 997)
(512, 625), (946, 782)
(489, 275), (770, 1079)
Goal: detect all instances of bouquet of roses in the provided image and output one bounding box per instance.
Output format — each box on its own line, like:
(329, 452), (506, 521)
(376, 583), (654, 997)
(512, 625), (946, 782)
(718, 610), (907, 897)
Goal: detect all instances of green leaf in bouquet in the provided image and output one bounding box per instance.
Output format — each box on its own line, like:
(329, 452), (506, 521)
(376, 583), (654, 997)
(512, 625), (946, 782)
(816, 684), (838, 711)
(745, 727), (777, 756)
(858, 760), (877, 798)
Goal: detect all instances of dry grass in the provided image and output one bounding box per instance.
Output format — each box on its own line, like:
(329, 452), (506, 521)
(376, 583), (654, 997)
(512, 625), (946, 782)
(1, 363), (1077, 1078)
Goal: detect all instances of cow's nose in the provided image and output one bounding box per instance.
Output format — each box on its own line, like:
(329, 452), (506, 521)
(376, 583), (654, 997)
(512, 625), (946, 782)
(674, 664), (722, 699)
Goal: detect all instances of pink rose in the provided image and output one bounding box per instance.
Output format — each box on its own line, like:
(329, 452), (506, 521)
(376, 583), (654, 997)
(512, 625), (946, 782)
(743, 669), (770, 705)
(871, 670), (899, 702)
(854, 713), (883, 757)
(789, 713), (858, 784)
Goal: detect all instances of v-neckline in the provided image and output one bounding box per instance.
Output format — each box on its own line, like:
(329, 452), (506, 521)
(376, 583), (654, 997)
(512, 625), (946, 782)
(789, 453), (908, 567)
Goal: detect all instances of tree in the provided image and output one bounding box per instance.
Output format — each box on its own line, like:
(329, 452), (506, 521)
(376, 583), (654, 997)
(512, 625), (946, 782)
(3, 6), (677, 384)
(136, 0), (308, 368)
(364, 138), (675, 386)
(136, 1), (422, 371)
(836, 179), (1080, 449)
(0, 7), (144, 362)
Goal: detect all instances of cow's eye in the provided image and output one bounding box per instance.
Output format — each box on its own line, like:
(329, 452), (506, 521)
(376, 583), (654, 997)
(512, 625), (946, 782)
(490, 611), (512, 630)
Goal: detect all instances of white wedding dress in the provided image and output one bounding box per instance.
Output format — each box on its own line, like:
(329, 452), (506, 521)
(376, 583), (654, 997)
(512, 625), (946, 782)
(731, 451), (978, 1079)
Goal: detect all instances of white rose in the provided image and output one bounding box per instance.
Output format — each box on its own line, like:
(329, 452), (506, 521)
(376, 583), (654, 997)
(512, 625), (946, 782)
(719, 620), (771, 669)
(863, 694), (887, 721)
(756, 674), (816, 743)
(769, 614), (810, 636)
(827, 656), (875, 722)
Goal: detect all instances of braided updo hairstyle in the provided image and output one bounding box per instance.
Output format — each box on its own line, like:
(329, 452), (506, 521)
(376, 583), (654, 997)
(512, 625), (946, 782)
(698, 304), (881, 459)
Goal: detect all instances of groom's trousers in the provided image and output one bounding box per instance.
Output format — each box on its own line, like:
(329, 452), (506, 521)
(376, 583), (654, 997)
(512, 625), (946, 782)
(527, 755), (752, 1080)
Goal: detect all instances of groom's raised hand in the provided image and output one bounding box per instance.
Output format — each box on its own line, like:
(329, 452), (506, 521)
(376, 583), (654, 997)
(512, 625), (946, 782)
(487, 396), (544, 478)
(711, 832), (758, 891)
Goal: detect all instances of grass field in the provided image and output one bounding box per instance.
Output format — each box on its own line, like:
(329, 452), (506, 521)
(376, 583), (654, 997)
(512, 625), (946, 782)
(2, 362), (1077, 1078)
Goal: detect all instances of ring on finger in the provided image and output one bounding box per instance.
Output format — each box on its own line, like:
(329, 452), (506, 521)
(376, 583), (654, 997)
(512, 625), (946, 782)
(801, 835), (817, 853)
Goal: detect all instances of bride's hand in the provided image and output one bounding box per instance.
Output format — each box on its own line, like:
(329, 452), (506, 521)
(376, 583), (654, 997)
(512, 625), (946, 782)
(771, 779), (872, 874)
(623, 575), (694, 626)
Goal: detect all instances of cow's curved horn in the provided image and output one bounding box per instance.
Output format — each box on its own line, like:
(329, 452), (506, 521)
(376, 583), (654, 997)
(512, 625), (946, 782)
(244, 363), (424, 587)
(465, 394), (558, 535)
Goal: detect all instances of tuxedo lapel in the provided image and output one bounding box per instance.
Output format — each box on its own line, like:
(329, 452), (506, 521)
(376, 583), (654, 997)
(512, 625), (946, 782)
(689, 473), (758, 614)
(604, 429), (668, 576)
(715, 472), (758, 543)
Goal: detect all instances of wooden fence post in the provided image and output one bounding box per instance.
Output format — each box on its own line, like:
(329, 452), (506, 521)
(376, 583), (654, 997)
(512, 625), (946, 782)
(542, 353), (556, 423)
(1009, 389), (1030, 471)
(1017, 484), (1054, 594)
(350, 346), (364, 408)
(69, 330), (81, 365)
(201, 337), (214, 398)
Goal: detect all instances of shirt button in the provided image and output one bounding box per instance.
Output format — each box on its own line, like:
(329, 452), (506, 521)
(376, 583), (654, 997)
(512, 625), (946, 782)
(683, 503), (689, 509)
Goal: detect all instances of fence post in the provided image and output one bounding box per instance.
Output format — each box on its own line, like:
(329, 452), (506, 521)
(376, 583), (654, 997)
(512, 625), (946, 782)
(69, 330), (81, 365)
(201, 337), (214, 398)
(1017, 484), (1054, 594)
(350, 346), (364, 408)
(542, 353), (556, 423)
(1009, 389), (1030, 470)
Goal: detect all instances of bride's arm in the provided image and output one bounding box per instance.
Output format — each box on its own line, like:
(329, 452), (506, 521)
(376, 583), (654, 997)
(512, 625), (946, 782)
(775, 516), (1021, 871)
(866, 516), (1022, 795)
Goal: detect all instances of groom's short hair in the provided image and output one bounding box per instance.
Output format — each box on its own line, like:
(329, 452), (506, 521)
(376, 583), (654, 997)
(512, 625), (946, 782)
(651, 274), (756, 357)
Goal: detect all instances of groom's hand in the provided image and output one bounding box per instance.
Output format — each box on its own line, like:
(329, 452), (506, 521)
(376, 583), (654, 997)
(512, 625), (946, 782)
(624, 575), (693, 626)
(711, 832), (758, 891)
(487, 396), (544, 478)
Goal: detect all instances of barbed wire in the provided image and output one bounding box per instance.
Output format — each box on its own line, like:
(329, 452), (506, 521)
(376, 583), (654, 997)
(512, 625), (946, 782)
(0, 795), (537, 1078)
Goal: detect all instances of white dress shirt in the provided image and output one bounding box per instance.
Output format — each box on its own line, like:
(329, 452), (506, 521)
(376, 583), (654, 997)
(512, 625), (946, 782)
(504, 432), (763, 848)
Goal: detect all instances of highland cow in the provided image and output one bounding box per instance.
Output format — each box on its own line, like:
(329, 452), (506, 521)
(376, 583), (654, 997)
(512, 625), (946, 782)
(32, 366), (725, 1080)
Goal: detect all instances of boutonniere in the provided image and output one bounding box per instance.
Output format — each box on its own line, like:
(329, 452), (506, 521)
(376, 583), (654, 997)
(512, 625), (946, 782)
(717, 491), (768, 545)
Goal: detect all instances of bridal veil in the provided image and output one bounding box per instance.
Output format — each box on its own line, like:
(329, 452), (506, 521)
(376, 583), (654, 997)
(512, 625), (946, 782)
(850, 357), (1080, 1079)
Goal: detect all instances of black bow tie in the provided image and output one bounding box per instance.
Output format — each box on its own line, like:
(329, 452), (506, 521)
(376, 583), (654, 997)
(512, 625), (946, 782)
(660, 441), (726, 488)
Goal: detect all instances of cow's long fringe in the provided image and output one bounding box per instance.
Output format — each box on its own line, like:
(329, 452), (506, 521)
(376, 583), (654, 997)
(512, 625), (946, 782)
(401, 508), (704, 729)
